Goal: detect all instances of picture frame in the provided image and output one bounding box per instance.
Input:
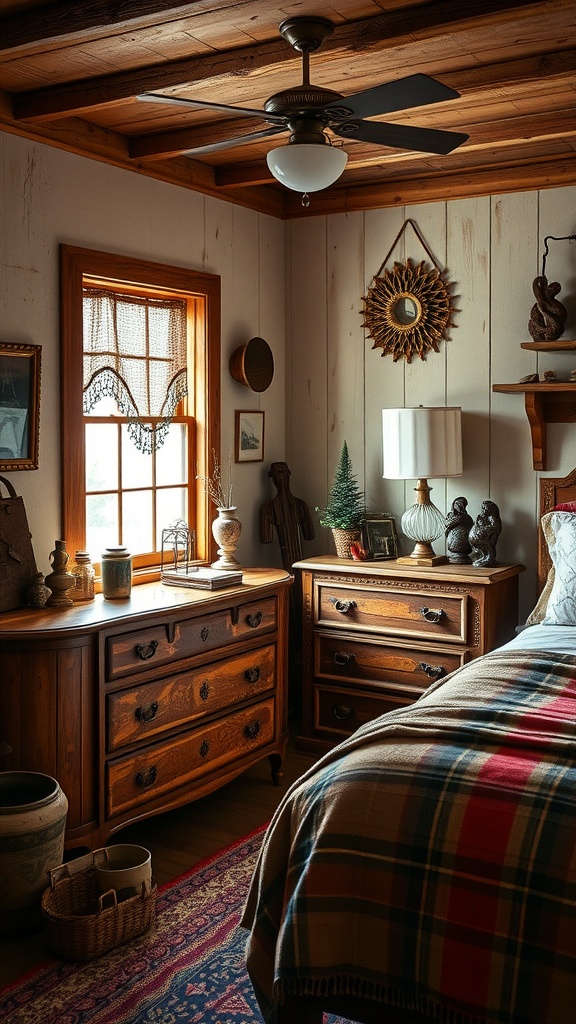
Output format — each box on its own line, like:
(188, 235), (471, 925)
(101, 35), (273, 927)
(362, 513), (399, 560)
(235, 410), (264, 463)
(0, 343), (42, 471)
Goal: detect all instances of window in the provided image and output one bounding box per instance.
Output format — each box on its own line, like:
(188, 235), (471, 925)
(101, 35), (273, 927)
(60, 245), (221, 579)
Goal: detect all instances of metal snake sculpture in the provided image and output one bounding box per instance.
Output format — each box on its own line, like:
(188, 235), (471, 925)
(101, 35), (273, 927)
(528, 274), (568, 342)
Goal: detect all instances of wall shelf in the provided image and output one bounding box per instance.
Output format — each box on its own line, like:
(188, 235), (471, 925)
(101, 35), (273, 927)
(520, 339), (576, 351)
(492, 382), (576, 470)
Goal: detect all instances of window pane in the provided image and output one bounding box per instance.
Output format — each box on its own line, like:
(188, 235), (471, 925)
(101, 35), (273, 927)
(156, 487), (188, 548)
(86, 493), (118, 558)
(86, 423), (118, 490)
(121, 426), (153, 488)
(123, 490), (153, 552)
(156, 423), (187, 486)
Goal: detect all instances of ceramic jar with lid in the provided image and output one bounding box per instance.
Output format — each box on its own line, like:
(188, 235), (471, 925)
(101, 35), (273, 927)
(101, 546), (132, 599)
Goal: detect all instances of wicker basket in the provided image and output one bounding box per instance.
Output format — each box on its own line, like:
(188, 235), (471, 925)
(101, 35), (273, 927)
(41, 852), (157, 961)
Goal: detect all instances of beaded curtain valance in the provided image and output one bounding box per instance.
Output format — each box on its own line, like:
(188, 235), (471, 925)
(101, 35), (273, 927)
(82, 287), (188, 453)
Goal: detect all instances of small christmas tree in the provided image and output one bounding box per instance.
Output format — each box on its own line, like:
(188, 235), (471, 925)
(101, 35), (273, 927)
(316, 440), (365, 529)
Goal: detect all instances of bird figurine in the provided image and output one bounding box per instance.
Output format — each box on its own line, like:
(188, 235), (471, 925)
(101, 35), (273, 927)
(445, 496), (473, 564)
(469, 500), (502, 567)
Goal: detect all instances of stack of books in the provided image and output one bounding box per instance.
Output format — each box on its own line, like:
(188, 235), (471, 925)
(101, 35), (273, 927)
(161, 565), (243, 590)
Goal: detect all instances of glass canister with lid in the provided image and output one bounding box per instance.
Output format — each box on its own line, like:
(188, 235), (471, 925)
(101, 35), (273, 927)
(70, 550), (95, 602)
(101, 546), (132, 599)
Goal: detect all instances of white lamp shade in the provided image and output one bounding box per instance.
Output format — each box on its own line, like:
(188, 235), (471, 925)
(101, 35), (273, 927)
(266, 143), (348, 192)
(382, 406), (462, 479)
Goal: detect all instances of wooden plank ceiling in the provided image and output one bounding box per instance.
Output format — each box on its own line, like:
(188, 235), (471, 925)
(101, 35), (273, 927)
(0, 0), (574, 218)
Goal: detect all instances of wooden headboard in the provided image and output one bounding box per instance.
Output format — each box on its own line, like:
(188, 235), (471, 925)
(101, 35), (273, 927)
(539, 466), (576, 591)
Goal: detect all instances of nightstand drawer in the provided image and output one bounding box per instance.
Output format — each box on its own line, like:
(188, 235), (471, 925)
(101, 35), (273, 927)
(106, 697), (275, 818)
(107, 643), (276, 751)
(316, 581), (467, 643)
(106, 597), (277, 680)
(315, 630), (464, 688)
(314, 682), (417, 741)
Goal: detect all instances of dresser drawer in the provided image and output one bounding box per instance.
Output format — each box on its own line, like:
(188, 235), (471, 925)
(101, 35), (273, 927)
(316, 581), (467, 643)
(315, 630), (464, 689)
(106, 697), (275, 818)
(107, 643), (276, 752)
(314, 682), (418, 741)
(106, 596), (277, 680)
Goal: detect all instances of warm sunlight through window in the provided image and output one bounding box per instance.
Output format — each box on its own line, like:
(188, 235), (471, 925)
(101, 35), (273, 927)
(60, 245), (221, 580)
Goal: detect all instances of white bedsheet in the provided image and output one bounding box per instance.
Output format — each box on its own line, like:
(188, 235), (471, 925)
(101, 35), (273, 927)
(500, 622), (576, 655)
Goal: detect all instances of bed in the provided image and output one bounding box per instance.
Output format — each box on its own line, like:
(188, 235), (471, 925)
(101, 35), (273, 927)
(241, 469), (576, 1024)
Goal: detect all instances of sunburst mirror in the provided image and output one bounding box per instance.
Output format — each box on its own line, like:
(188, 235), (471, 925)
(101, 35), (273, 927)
(361, 258), (458, 363)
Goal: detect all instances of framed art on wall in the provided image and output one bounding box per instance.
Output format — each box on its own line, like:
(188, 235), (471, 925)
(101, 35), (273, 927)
(235, 410), (264, 462)
(0, 342), (42, 471)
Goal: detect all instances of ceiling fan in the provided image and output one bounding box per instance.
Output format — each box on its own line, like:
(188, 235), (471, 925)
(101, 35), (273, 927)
(138, 16), (469, 195)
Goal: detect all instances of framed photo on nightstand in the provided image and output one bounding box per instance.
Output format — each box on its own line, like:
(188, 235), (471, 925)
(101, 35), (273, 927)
(362, 513), (399, 560)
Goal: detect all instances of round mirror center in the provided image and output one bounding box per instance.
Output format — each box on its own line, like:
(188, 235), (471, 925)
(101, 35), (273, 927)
(393, 294), (421, 325)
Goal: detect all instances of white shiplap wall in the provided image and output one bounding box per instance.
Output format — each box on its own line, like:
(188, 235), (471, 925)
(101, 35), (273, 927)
(286, 187), (576, 622)
(0, 133), (286, 573)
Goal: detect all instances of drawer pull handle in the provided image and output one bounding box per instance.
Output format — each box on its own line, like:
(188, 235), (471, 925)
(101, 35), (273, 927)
(199, 681), (210, 701)
(134, 640), (158, 660)
(244, 720), (261, 740)
(200, 626), (209, 642)
(246, 611), (263, 628)
(419, 606), (445, 624)
(135, 765), (157, 789)
(333, 651), (354, 667)
(332, 704), (354, 721)
(418, 662), (447, 680)
(329, 597), (357, 614)
(245, 667), (260, 683)
(200, 739), (209, 758)
(135, 701), (159, 723)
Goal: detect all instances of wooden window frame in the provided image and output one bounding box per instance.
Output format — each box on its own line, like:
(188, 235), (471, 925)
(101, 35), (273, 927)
(60, 244), (221, 576)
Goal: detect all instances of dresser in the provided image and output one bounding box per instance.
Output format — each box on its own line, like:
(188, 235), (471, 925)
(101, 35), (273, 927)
(0, 569), (291, 849)
(293, 556), (524, 754)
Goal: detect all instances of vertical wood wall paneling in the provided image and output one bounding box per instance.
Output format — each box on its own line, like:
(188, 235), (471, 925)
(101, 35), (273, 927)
(490, 191), (539, 617)
(254, 212), (286, 568)
(446, 197), (491, 545)
(325, 211), (365, 555)
(364, 206), (407, 534)
(402, 202), (450, 553)
(287, 215), (329, 558)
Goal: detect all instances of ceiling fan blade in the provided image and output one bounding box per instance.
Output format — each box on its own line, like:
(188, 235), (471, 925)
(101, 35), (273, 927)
(183, 124), (285, 158)
(326, 75), (461, 121)
(138, 92), (287, 126)
(333, 119), (469, 155)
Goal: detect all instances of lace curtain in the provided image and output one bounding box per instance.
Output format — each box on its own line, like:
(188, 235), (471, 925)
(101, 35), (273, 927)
(82, 287), (188, 453)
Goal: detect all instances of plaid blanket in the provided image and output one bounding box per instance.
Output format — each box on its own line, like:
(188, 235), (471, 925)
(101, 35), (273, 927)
(242, 650), (576, 1024)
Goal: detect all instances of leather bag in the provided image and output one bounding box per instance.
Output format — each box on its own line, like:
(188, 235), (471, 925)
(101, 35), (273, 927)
(0, 475), (37, 612)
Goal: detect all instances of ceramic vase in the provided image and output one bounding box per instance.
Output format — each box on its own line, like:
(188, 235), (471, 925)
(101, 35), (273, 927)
(45, 540), (76, 607)
(211, 507), (241, 570)
(0, 772), (68, 938)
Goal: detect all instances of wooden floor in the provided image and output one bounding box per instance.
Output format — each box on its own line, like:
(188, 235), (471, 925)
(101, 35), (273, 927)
(0, 730), (317, 991)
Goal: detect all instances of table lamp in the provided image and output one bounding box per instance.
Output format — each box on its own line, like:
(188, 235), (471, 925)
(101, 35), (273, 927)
(382, 406), (463, 565)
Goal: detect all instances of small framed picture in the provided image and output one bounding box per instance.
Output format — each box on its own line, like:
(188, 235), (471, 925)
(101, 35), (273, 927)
(362, 513), (399, 560)
(0, 342), (42, 471)
(235, 410), (264, 463)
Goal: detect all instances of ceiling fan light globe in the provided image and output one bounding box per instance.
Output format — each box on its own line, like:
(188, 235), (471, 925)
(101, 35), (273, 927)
(266, 143), (348, 192)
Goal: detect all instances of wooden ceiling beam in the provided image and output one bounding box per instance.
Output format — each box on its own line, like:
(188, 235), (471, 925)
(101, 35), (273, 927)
(12, 0), (554, 122)
(0, 2), (248, 53)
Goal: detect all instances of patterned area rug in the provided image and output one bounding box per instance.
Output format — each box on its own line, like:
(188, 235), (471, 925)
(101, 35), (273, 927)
(0, 827), (351, 1024)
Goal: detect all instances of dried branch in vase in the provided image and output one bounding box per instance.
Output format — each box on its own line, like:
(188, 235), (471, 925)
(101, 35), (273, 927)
(196, 451), (234, 509)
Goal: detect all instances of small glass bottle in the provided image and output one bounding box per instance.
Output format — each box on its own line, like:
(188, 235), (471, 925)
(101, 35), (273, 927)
(70, 550), (95, 602)
(101, 546), (132, 599)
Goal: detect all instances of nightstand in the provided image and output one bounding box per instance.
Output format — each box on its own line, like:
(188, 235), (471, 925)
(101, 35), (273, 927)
(293, 556), (525, 754)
